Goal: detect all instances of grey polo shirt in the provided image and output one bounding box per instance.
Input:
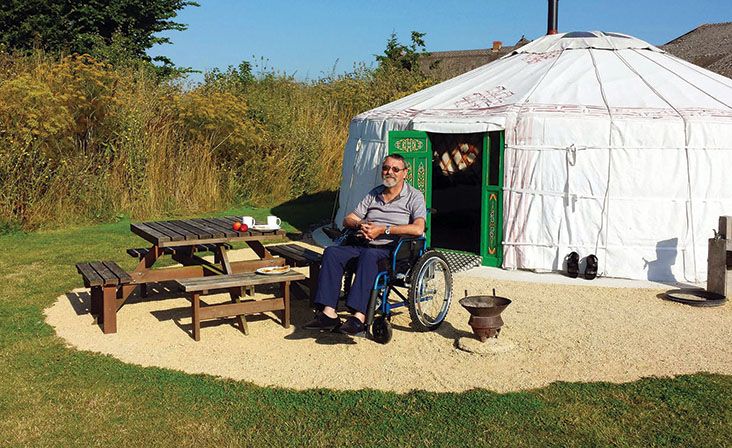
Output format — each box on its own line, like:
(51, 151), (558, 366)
(352, 182), (427, 246)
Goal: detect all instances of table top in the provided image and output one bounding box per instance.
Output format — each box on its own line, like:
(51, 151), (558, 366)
(131, 216), (286, 247)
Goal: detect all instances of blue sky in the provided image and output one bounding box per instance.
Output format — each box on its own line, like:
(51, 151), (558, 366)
(148, 0), (732, 82)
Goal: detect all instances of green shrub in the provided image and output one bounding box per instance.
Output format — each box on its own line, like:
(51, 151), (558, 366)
(0, 51), (436, 230)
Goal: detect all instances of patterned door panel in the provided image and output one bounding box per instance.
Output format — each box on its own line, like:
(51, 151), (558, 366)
(388, 130), (432, 245)
(480, 131), (504, 267)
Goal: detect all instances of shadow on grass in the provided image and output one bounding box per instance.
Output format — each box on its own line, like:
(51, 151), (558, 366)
(271, 190), (337, 234)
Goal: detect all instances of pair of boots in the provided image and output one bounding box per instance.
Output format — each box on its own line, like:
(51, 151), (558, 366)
(566, 252), (597, 280)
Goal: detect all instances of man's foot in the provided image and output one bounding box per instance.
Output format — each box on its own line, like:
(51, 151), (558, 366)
(303, 312), (342, 331)
(338, 316), (366, 335)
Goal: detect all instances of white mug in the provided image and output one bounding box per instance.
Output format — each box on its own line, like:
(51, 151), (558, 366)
(267, 215), (281, 228)
(242, 216), (255, 227)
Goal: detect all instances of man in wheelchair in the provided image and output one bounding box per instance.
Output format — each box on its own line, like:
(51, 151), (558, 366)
(304, 154), (427, 335)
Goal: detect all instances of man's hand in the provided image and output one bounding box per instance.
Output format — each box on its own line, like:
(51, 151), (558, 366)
(358, 222), (383, 241)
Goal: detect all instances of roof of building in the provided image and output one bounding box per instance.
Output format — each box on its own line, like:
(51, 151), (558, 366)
(422, 24), (732, 81)
(661, 22), (732, 79)
(419, 37), (529, 80)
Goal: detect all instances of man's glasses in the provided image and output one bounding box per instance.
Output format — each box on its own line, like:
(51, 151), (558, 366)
(381, 165), (404, 173)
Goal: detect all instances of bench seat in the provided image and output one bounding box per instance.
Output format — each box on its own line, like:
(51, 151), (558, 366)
(76, 261), (132, 287)
(176, 271), (306, 341)
(266, 244), (322, 303)
(75, 261), (133, 334)
(265, 244), (322, 266)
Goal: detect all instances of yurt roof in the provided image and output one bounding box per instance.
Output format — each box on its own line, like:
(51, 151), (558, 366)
(353, 31), (732, 134)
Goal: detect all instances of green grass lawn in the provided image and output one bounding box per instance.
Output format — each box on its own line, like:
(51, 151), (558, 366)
(1, 195), (731, 447)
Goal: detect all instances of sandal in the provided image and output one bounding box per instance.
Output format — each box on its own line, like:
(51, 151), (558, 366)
(585, 254), (598, 280)
(566, 251), (579, 278)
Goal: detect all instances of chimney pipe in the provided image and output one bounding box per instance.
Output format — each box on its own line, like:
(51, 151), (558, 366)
(547, 0), (558, 35)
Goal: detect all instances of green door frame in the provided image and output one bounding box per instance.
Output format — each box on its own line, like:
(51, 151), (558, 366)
(480, 131), (505, 267)
(387, 130), (433, 246)
(388, 129), (504, 265)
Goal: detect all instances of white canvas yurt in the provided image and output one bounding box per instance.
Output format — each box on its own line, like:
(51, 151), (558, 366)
(334, 31), (732, 282)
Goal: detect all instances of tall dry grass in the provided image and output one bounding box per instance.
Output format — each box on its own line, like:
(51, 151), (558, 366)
(0, 51), (434, 230)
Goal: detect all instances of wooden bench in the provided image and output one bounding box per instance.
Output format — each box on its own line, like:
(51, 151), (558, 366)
(176, 270), (306, 341)
(75, 261), (133, 334)
(266, 244), (322, 303)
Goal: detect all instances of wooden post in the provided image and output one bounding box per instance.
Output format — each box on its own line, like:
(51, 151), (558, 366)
(230, 287), (249, 336)
(283, 281), (291, 329)
(216, 245), (233, 274)
(120, 284), (137, 305)
(127, 245), (162, 302)
(102, 286), (117, 334)
(192, 292), (201, 341)
(246, 240), (272, 259)
(707, 216), (731, 298)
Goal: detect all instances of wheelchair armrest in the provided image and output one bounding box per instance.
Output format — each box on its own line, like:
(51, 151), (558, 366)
(391, 236), (427, 275)
(395, 235), (425, 243)
(392, 236), (426, 253)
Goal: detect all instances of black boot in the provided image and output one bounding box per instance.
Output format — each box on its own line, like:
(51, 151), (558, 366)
(566, 251), (579, 278)
(585, 254), (598, 280)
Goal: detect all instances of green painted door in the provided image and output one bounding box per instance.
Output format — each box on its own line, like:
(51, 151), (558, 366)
(481, 132), (504, 267)
(387, 130), (432, 246)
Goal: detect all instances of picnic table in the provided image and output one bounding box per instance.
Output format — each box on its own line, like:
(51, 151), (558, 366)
(127, 216), (286, 285)
(80, 216), (296, 335)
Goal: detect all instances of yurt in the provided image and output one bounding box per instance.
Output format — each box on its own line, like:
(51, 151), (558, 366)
(333, 30), (732, 282)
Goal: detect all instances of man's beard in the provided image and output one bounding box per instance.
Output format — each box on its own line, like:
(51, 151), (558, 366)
(382, 176), (397, 187)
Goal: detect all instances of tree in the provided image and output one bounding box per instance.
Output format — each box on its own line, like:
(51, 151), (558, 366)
(203, 61), (255, 93)
(375, 31), (429, 72)
(0, 0), (197, 64)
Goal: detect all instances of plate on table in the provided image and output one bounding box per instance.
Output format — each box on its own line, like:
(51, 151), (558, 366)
(256, 265), (291, 275)
(251, 224), (280, 231)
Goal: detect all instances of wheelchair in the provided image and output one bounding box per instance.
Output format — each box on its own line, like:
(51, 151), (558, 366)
(339, 233), (453, 344)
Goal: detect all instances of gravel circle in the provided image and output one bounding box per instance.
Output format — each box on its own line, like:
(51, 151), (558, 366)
(46, 245), (732, 393)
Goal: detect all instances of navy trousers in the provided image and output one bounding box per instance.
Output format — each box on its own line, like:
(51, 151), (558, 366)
(314, 244), (392, 314)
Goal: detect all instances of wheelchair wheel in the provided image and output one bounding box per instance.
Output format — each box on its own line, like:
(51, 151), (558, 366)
(407, 250), (453, 331)
(371, 316), (393, 344)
